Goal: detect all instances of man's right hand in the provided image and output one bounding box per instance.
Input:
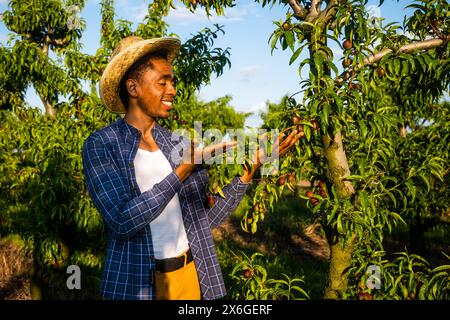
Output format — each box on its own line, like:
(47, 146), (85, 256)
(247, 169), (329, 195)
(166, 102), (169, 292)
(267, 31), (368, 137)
(175, 140), (237, 182)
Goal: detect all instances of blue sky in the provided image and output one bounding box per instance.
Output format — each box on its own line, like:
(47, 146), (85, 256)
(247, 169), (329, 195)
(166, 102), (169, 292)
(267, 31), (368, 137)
(0, 0), (413, 127)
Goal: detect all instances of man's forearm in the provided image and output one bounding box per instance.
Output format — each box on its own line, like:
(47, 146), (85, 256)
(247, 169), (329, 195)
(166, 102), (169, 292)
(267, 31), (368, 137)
(175, 163), (195, 182)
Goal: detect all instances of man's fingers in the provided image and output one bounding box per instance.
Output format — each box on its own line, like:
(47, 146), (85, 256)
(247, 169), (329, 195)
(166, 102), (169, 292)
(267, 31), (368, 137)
(202, 141), (237, 161)
(280, 129), (297, 148)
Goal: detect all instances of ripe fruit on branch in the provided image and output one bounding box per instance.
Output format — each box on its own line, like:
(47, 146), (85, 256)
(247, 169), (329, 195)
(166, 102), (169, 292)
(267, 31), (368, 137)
(206, 195), (215, 208)
(291, 115), (302, 125)
(288, 173), (296, 183)
(318, 181), (327, 198)
(431, 19), (440, 29)
(243, 269), (253, 279)
(278, 176), (286, 186)
(306, 191), (319, 206)
(349, 82), (362, 91)
(358, 292), (373, 300)
(296, 124), (304, 133)
(376, 67), (385, 77)
(342, 58), (353, 68)
(306, 191), (315, 198)
(310, 119), (319, 131)
(343, 39), (352, 50)
(282, 22), (292, 31)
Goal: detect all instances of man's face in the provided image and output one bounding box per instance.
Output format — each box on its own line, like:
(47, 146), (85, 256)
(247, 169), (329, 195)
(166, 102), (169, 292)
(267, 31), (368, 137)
(133, 57), (176, 119)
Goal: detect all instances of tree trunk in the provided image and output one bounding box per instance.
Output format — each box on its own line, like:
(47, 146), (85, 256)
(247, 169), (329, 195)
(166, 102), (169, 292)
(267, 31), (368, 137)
(30, 246), (49, 300)
(323, 237), (355, 299)
(308, 27), (356, 299)
(38, 92), (56, 118)
(37, 35), (56, 117)
(322, 132), (355, 198)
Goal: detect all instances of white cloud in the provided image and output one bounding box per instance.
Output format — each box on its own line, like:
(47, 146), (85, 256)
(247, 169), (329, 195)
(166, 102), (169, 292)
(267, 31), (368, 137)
(115, 0), (148, 22)
(244, 100), (267, 113)
(238, 64), (264, 81)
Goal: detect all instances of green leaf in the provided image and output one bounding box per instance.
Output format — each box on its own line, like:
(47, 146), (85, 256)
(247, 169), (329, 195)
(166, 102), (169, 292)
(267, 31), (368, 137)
(289, 43), (306, 65)
(285, 31), (295, 52)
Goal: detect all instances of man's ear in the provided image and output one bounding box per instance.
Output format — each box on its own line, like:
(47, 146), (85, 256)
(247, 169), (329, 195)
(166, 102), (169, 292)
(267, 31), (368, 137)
(125, 78), (139, 98)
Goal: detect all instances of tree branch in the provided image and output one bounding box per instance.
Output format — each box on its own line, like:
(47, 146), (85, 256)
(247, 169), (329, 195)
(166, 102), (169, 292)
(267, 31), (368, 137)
(49, 38), (70, 47)
(42, 35), (50, 56)
(335, 36), (450, 83)
(316, 0), (340, 24)
(287, 0), (308, 20)
(361, 36), (450, 67)
(309, 0), (321, 19)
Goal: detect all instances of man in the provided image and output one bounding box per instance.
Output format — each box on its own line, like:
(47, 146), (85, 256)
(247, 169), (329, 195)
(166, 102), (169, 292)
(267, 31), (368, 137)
(82, 36), (302, 300)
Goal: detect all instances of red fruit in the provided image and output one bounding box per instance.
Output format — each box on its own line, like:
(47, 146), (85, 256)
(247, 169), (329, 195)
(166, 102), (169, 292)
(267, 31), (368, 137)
(310, 198), (319, 207)
(319, 189), (327, 198)
(206, 195), (215, 208)
(243, 269), (253, 279)
(306, 191), (315, 198)
(343, 39), (352, 50)
(278, 176), (286, 186)
(288, 173), (296, 183)
(310, 119), (319, 130)
(296, 124), (304, 133)
(342, 58), (353, 68)
(358, 292), (373, 300)
(292, 115), (302, 125)
(431, 19), (440, 29)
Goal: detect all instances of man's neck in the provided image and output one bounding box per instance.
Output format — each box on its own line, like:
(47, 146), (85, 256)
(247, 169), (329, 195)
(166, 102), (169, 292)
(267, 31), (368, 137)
(124, 110), (156, 137)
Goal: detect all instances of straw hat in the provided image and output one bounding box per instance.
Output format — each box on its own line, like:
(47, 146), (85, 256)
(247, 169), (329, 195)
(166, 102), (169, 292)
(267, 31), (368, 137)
(99, 36), (181, 113)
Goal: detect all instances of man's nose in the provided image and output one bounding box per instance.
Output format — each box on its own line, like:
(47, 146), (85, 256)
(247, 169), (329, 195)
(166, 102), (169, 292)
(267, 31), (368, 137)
(167, 81), (176, 96)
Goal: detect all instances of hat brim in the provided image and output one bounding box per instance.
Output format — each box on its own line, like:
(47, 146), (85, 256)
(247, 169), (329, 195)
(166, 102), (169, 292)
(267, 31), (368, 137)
(100, 37), (181, 114)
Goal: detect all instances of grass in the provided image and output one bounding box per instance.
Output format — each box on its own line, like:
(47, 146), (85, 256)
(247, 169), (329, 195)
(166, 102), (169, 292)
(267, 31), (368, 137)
(0, 235), (32, 300)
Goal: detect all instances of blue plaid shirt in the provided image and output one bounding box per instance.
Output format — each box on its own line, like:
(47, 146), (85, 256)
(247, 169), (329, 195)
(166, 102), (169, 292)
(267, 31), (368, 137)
(82, 118), (249, 300)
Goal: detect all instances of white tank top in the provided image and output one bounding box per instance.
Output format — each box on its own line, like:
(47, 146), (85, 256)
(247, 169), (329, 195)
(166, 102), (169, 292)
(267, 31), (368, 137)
(134, 148), (189, 259)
